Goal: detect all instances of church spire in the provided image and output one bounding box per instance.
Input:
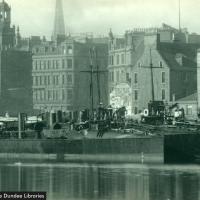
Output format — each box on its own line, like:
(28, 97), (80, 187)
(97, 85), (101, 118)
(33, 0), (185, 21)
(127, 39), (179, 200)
(52, 0), (65, 40)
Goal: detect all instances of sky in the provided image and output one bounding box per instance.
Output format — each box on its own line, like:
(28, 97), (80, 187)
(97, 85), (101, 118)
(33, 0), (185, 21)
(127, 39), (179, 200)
(5, 0), (200, 39)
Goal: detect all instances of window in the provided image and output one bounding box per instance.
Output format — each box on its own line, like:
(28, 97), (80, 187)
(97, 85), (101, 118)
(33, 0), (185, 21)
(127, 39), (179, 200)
(34, 61), (37, 70)
(134, 90), (138, 101)
(35, 91), (38, 100)
(43, 61), (46, 70)
(162, 72), (165, 83)
(162, 89), (165, 100)
(67, 46), (73, 54)
(48, 76), (51, 85)
(111, 55), (114, 65)
(62, 74), (65, 84)
(159, 61), (163, 67)
(134, 73), (138, 84)
(67, 74), (73, 84)
(126, 73), (131, 83)
(56, 76), (59, 85)
(116, 55), (120, 65)
(56, 60), (59, 69)
(52, 76), (55, 85)
(111, 71), (114, 82)
(121, 54), (125, 64)
(62, 89), (65, 100)
(44, 76), (47, 85)
(39, 61), (42, 70)
(116, 71), (119, 82)
(55, 90), (58, 100)
(138, 62), (141, 67)
(47, 60), (50, 69)
(67, 59), (72, 69)
(39, 76), (42, 85)
(52, 47), (55, 52)
(35, 77), (38, 86)
(109, 72), (112, 82)
(67, 89), (73, 103)
(62, 60), (65, 68)
(52, 90), (55, 100)
(48, 90), (51, 100)
(41, 61), (44, 70)
(62, 46), (66, 54)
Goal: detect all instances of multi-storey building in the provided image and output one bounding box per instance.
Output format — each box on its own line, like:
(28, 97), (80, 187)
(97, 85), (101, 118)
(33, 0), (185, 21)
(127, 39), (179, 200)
(32, 38), (108, 114)
(32, 0), (108, 115)
(108, 26), (199, 115)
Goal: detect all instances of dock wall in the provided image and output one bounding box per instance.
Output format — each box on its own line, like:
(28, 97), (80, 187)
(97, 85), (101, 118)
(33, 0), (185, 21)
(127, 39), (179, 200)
(0, 137), (163, 163)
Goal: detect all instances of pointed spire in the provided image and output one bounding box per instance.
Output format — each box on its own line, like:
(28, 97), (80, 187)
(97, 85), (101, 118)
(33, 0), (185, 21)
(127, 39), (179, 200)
(179, 0), (181, 31)
(52, 0), (65, 40)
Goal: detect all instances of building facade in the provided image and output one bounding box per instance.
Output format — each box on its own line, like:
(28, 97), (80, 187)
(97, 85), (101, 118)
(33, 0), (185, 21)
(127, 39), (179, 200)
(108, 27), (198, 115)
(32, 0), (108, 115)
(32, 38), (108, 114)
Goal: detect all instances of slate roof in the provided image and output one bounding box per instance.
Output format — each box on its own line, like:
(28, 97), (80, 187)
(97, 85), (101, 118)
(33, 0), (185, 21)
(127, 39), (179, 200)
(158, 43), (200, 70)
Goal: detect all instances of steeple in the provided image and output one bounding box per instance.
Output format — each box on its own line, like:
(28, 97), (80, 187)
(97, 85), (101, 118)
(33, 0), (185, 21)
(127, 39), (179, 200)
(52, 0), (65, 41)
(0, 0), (15, 49)
(178, 0), (181, 31)
(0, 0), (11, 25)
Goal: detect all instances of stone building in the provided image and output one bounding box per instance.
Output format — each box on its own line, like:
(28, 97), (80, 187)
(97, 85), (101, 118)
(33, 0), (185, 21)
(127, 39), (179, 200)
(32, 0), (108, 115)
(32, 38), (108, 114)
(0, 0), (32, 115)
(108, 26), (199, 115)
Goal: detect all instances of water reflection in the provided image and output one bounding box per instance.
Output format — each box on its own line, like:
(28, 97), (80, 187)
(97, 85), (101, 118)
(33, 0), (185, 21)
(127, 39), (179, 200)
(0, 163), (200, 200)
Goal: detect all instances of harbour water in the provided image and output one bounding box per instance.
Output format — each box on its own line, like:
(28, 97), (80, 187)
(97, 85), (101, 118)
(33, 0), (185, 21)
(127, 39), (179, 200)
(1, 162), (200, 200)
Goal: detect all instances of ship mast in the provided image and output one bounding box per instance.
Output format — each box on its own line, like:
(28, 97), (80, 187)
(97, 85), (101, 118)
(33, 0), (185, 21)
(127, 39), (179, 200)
(150, 48), (155, 101)
(89, 48), (94, 120)
(81, 47), (107, 120)
(94, 48), (101, 105)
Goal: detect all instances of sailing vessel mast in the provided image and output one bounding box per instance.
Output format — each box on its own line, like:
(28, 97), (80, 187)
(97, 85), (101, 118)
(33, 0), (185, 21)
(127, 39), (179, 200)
(150, 48), (155, 101)
(94, 48), (101, 105)
(81, 47), (107, 120)
(89, 48), (94, 120)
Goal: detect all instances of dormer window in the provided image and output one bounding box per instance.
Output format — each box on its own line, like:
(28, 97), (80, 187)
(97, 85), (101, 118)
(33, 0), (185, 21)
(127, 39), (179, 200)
(67, 46), (73, 54)
(175, 53), (184, 66)
(159, 61), (163, 67)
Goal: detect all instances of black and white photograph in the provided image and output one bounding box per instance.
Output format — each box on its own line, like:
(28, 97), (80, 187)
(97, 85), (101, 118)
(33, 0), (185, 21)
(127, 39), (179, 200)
(0, 0), (200, 199)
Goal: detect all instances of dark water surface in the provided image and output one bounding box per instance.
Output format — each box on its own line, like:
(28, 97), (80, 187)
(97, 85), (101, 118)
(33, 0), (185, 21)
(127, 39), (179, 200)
(1, 163), (200, 200)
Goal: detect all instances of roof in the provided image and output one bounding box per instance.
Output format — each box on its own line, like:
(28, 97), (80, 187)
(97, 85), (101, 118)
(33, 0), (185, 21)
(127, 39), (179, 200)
(177, 92), (197, 102)
(158, 43), (200, 70)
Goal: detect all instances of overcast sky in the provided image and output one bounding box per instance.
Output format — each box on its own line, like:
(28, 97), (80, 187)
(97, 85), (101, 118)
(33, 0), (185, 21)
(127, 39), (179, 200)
(5, 0), (200, 39)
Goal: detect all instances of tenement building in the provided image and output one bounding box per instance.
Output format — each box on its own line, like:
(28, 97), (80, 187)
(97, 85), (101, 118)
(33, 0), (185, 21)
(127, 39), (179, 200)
(32, 38), (108, 114)
(108, 25), (199, 115)
(32, 0), (108, 115)
(0, 0), (32, 115)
